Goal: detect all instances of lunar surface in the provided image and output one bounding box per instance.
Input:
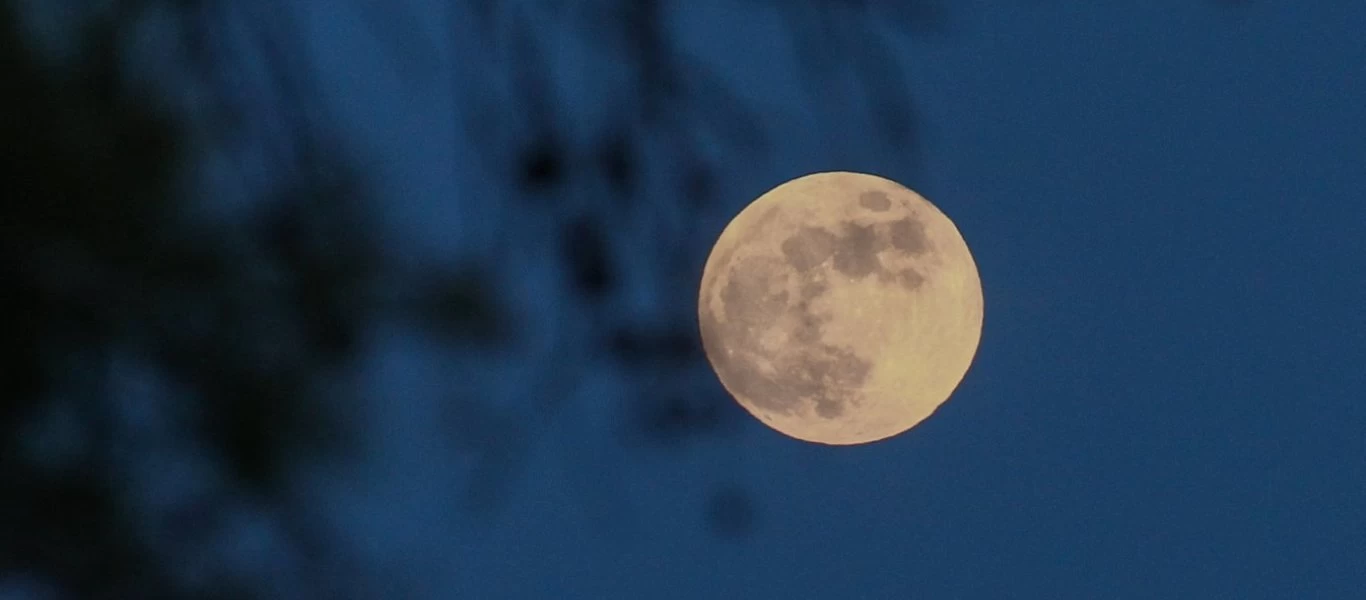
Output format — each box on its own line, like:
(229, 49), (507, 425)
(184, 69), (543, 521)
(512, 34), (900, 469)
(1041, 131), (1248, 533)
(698, 172), (983, 445)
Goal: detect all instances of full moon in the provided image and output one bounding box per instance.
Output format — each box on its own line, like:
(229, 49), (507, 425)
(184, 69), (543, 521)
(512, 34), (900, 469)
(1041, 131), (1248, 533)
(698, 172), (983, 445)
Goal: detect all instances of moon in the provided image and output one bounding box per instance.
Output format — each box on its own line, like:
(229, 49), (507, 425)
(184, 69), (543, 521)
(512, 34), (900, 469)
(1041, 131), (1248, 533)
(697, 172), (983, 445)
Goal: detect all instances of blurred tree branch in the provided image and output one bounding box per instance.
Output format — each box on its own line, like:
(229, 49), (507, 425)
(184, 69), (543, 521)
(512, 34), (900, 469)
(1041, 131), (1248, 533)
(0, 0), (1252, 595)
(2, 1), (496, 597)
(440, 0), (952, 541)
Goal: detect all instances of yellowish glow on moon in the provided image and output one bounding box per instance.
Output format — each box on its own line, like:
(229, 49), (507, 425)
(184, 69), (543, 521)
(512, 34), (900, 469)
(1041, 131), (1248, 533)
(697, 172), (983, 445)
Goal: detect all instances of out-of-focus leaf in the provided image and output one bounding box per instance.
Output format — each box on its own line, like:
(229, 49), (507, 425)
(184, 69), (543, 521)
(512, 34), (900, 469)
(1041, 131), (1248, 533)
(704, 484), (758, 539)
(405, 268), (507, 343)
(607, 326), (701, 365)
(561, 216), (617, 298)
(596, 127), (637, 198)
(852, 28), (919, 147)
(624, 388), (739, 447)
(518, 135), (567, 192)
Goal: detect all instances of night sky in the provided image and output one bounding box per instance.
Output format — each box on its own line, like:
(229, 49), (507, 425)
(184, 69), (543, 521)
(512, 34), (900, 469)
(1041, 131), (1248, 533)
(10, 1), (1366, 599)
(332, 3), (1365, 597)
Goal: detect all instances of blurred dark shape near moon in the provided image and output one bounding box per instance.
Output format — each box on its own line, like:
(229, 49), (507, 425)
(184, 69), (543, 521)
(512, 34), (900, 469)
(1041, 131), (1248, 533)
(698, 172), (983, 445)
(704, 485), (758, 539)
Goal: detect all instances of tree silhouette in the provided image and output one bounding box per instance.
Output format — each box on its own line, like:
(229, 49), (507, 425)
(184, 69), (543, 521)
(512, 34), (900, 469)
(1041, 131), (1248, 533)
(1, 2), (496, 597)
(0, 0), (946, 594)
(3, 0), (1244, 596)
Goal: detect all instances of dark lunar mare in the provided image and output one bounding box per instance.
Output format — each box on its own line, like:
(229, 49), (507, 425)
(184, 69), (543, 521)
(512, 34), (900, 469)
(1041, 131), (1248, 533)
(701, 210), (934, 421)
(702, 255), (869, 419)
(858, 191), (891, 211)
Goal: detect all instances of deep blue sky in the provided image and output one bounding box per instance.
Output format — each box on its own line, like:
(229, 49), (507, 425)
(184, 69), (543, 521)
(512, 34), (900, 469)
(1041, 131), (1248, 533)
(243, 1), (1366, 598)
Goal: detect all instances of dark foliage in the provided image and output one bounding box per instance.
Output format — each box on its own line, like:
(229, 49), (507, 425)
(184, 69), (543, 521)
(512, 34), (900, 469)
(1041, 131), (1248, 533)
(2, 0), (1246, 595)
(704, 484), (759, 539)
(561, 216), (616, 298)
(0, 1), (494, 597)
(633, 392), (732, 444)
(518, 137), (566, 193)
(607, 327), (701, 365)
